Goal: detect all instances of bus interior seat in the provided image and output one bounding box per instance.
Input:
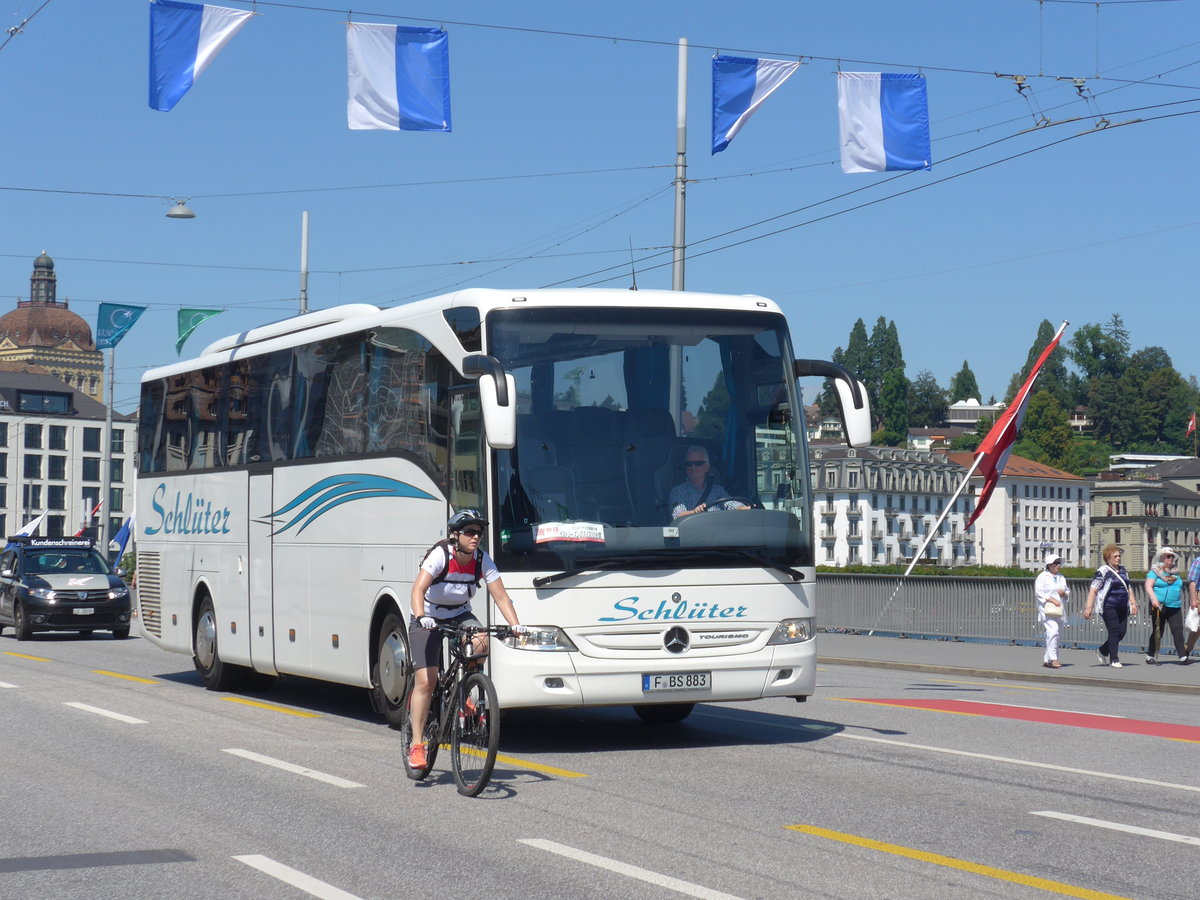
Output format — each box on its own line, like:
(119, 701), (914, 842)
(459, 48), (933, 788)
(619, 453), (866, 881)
(623, 408), (678, 524)
(568, 407), (634, 523)
(522, 465), (577, 522)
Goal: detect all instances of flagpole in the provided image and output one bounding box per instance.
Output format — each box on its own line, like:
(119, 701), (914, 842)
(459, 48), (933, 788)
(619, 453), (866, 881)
(671, 37), (687, 292)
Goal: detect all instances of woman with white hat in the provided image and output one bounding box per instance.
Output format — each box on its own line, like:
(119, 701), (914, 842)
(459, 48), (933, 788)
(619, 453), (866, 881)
(1035, 553), (1069, 668)
(1144, 546), (1186, 664)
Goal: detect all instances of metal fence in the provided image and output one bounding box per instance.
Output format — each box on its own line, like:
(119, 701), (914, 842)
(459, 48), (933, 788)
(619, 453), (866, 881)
(818, 573), (1154, 653)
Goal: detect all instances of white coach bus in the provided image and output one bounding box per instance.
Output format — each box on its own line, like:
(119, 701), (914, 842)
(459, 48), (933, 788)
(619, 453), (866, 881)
(136, 288), (870, 725)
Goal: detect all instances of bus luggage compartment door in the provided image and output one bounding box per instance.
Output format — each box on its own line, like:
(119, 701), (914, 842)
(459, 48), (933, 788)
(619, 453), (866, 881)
(248, 472), (277, 675)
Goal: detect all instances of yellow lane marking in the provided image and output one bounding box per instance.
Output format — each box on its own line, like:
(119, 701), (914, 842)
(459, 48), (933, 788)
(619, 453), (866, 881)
(221, 697), (321, 718)
(786, 824), (1131, 900)
(838, 697), (985, 716)
(93, 670), (159, 684)
(436, 743), (587, 778)
(3, 651), (51, 662)
(925, 677), (1053, 692)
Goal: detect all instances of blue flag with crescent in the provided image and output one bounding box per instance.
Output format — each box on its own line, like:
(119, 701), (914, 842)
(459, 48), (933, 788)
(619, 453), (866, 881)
(96, 303), (148, 349)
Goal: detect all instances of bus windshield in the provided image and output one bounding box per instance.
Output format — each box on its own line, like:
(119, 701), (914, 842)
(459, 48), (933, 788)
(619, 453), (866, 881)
(488, 306), (812, 574)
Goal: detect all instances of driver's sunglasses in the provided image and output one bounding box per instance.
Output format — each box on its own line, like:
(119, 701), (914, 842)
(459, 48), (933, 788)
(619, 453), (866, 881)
(685, 460), (706, 467)
(462, 529), (483, 538)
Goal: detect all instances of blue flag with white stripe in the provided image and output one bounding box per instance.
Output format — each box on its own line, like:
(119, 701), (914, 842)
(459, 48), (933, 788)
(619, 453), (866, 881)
(712, 55), (800, 154)
(347, 22), (452, 131)
(96, 303), (147, 350)
(837, 72), (931, 173)
(149, 0), (253, 112)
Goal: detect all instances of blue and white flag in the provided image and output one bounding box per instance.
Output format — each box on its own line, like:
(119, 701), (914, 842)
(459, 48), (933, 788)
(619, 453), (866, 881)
(712, 55), (800, 154)
(837, 72), (931, 173)
(347, 22), (452, 132)
(109, 513), (135, 559)
(96, 303), (147, 350)
(149, 0), (253, 112)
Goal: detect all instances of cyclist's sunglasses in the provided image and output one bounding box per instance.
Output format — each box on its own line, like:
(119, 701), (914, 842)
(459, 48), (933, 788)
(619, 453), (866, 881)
(461, 528), (483, 538)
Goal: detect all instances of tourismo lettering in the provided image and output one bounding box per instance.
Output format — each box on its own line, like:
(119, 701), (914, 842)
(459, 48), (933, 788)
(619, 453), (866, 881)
(144, 483), (233, 536)
(599, 596), (749, 623)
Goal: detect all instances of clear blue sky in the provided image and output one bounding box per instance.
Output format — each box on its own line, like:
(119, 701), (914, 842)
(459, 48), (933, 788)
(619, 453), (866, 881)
(3, 0), (1198, 414)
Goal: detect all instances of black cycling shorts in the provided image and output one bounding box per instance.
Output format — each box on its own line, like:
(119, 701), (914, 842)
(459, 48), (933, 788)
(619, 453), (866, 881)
(408, 610), (481, 670)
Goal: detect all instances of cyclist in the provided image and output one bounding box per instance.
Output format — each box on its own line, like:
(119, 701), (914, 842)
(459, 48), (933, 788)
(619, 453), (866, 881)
(408, 509), (527, 770)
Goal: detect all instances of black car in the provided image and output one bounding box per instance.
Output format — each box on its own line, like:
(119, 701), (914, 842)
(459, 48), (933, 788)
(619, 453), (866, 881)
(0, 537), (131, 640)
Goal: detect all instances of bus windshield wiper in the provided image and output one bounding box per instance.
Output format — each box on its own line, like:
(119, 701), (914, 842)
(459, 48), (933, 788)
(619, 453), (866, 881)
(533, 558), (630, 588)
(712, 549), (803, 582)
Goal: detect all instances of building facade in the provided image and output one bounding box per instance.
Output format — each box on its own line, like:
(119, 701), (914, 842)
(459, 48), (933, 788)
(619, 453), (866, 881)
(0, 372), (133, 541)
(810, 446), (977, 567)
(1087, 459), (1200, 574)
(0, 253), (104, 402)
(947, 452), (1090, 569)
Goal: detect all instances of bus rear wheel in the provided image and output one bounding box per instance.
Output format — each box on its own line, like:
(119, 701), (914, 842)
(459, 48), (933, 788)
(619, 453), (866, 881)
(633, 703), (695, 724)
(193, 596), (245, 691)
(370, 611), (411, 729)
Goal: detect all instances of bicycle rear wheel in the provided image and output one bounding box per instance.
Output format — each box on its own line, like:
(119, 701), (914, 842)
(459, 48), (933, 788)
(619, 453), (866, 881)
(451, 672), (500, 796)
(401, 686), (441, 781)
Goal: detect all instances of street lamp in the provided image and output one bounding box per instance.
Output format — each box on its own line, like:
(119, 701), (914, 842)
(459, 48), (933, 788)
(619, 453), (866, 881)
(166, 199), (195, 219)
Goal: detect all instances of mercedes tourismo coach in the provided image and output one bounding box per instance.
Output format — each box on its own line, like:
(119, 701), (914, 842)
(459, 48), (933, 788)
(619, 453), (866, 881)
(136, 288), (870, 725)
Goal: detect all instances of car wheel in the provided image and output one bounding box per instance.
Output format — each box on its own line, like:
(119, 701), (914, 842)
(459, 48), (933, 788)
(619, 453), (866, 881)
(193, 595), (245, 691)
(112, 627), (130, 640)
(14, 602), (32, 641)
(370, 611), (410, 729)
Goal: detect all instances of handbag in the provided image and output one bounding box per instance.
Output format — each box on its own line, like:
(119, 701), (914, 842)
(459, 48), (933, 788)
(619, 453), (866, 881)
(1185, 606), (1200, 634)
(1043, 600), (1063, 618)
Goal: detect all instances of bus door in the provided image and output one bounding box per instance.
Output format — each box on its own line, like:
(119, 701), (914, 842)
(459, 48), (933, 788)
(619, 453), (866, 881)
(248, 471), (277, 675)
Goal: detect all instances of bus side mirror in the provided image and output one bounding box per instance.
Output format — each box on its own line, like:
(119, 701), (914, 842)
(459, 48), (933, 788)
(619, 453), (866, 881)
(463, 354), (516, 450)
(793, 359), (873, 449)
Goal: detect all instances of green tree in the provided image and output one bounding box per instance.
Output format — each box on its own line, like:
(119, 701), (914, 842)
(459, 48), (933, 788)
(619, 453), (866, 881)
(876, 369), (910, 446)
(693, 372), (729, 441)
(1014, 390), (1073, 469)
(1006, 320), (1070, 406)
(949, 361), (980, 402)
(909, 370), (947, 427)
(867, 316), (904, 426)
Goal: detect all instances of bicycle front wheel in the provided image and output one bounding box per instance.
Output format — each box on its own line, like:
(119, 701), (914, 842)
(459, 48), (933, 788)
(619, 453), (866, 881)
(451, 672), (500, 796)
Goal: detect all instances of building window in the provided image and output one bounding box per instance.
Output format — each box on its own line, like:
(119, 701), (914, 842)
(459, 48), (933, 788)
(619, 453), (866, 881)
(0, 422), (6, 446)
(22, 484), (41, 510)
(111, 429), (124, 454)
(47, 455), (66, 480)
(48, 425), (67, 450)
(47, 485), (66, 509)
(109, 488), (123, 513)
(83, 428), (101, 453)
(24, 424), (42, 449)
(23, 454), (41, 479)
(82, 458), (101, 481)
(46, 515), (64, 537)
(109, 459), (123, 484)
(848, 470), (859, 488)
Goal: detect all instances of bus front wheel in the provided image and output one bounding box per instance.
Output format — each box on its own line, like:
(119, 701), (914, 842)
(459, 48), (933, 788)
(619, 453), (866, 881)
(371, 611), (411, 729)
(193, 596), (245, 691)
(633, 703), (695, 724)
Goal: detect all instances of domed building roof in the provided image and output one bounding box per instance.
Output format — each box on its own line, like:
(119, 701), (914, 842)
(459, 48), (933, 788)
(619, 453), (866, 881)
(0, 302), (94, 350)
(33, 251), (54, 272)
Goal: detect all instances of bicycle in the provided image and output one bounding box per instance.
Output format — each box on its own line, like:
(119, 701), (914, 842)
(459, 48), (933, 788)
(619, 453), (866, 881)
(401, 622), (508, 796)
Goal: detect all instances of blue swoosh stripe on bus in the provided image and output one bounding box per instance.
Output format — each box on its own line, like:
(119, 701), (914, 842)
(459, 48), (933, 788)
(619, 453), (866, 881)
(269, 475), (437, 535)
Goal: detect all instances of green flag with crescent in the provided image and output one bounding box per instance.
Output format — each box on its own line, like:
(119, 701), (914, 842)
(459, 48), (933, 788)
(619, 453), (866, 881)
(177, 308), (223, 355)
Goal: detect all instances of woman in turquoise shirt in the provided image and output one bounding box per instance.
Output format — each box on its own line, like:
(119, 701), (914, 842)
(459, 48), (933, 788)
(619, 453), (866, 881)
(1145, 547), (1186, 665)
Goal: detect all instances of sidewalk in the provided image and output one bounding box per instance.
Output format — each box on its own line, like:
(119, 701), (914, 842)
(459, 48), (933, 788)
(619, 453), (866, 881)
(817, 631), (1200, 695)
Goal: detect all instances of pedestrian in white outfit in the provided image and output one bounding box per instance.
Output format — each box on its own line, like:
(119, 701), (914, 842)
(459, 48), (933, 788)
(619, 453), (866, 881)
(1036, 553), (1069, 668)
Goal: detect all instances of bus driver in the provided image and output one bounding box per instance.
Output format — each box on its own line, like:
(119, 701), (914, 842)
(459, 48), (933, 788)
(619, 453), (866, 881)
(407, 509), (528, 770)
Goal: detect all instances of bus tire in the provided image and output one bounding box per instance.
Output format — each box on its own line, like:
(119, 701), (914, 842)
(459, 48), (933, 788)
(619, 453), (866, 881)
(370, 611), (411, 729)
(633, 703), (694, 724)
(193, 595), (245, 691)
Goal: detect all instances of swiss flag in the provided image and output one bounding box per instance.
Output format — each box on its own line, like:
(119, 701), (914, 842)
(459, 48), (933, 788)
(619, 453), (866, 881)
(1188, 412), (1196, 437)
(967, 322), (1068, 527)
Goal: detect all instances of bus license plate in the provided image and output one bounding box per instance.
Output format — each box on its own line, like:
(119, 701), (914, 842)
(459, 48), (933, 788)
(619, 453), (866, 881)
(73, 607), (95, 616)
(642, 672), (710, 692)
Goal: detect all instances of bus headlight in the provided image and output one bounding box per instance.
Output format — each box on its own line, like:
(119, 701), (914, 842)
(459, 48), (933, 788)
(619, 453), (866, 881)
(501, 626), (577, 652)
(767, 617), (814, 644)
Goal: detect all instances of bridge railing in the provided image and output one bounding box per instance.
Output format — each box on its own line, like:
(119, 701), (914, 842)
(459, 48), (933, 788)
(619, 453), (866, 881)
(818, 573), (1153, 651)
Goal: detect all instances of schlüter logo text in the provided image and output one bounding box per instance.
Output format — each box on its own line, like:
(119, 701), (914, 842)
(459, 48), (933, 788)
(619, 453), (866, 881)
(144, 484), (232, 536)
(599, 597), (748, 623)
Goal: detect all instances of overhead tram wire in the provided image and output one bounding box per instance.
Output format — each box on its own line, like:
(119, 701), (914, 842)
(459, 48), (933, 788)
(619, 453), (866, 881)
(546, 102), (1200, 289)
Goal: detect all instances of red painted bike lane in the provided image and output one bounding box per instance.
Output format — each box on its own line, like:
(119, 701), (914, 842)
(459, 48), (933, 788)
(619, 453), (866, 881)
(845, 698), (1200, 743)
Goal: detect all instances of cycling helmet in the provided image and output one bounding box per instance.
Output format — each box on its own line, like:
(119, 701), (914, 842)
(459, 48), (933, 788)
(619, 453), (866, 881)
(447, 509), (488, 533)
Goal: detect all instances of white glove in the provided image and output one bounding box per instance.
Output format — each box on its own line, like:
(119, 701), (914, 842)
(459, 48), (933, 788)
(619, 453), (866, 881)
(419, 616), (437, 630)
(509, 624), (531, 635)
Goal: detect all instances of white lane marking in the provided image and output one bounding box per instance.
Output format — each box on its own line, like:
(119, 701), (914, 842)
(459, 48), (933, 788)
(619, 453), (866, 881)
(0, 681), (17, 688)
(838, 733), (1200, 795)
(234, 855), (363, 900)
(693, 709), (1200, 795)
(222, 749), (364, 789)
(63, 702), (147, 724)
(519, 838), (744, 900)
(1031, 811), (1200, 846)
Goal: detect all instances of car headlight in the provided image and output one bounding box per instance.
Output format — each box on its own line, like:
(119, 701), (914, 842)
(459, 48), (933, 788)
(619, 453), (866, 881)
(500, 626), (578, 652)
(30, 587), (57, 601)
(767, 617), (814, 645)
(108, 587), (129, 600)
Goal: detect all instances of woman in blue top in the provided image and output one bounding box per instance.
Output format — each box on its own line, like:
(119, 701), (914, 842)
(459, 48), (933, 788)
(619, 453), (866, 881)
(1084, 544), (1138, 668)
(1144, 547), (1186, 665)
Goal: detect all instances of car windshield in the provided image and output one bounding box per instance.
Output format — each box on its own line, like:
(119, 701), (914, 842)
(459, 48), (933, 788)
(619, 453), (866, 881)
(486, 305), (812, 574)
(27, 551), (111, 576)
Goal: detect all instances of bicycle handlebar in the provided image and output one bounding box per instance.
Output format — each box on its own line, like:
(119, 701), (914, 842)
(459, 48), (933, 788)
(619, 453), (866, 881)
(431, 623), (516, 639)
